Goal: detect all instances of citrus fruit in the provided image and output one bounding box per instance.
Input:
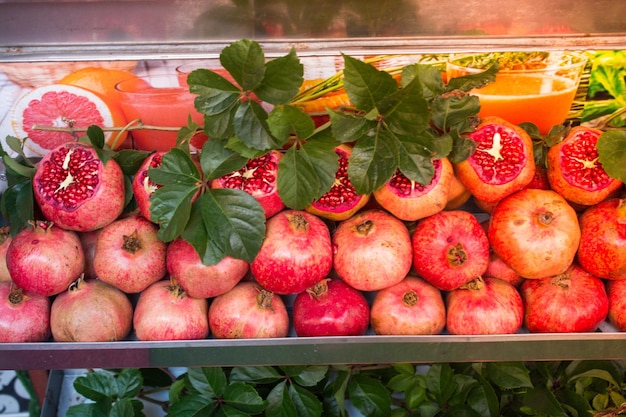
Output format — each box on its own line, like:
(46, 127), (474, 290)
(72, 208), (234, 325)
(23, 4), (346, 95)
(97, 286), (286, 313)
(11, 84), (126, 156)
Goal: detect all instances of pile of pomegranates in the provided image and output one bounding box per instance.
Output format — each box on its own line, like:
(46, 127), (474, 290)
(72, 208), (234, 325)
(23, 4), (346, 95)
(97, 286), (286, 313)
(2, 116), (625, 344)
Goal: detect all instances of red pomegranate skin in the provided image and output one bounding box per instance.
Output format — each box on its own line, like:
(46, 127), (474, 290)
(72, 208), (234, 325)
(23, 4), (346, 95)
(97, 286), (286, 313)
(33, 142), (126, 232)
(577, 198), (626, 280)
(446, 276), (524, 335)
(480, 220), (524, 287)
(7, 221), (85, 297)
(412, 210), (489, 291)
(132, 151), (165, 223)
(0, 282), (51, 342)
(209, 281), (289, 339)
(370, 276), (446, 335)
(94, 215), (167, 294)
(251, 210), (332, 294)
(521, 264), (609, 333)
(607, 279), (626, 331)
(167, 238), (249, 299)
(50, 278), (133, 342)
(0, 227), (12, 282)
(332, 209), (412, 291)
(293, 279), (370, 337)
(133, 280), (209, 341)
(488, 189), (581, 279)
(78, 228), (100, 280)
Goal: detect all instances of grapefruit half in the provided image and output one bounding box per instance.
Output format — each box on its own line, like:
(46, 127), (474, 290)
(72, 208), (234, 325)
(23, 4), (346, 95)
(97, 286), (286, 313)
(11, 84), (126, 156)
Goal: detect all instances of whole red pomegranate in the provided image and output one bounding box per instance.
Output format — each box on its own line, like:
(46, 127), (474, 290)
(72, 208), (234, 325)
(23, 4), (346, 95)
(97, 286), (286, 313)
(577, 198), (626, 280)
(480, 220), (524, 287)
(94, 215), (167, 293)
(211, 150), (285, 218)
(521, 264), (608, 333)
(293, 279), (370, 337)
(167, 238), (249, 298)
(33, 141), (126, 231)
(306, 144), (370, 221)
(547, 126), (622, 206)
(7, 220), (84, 297)
(132, 151), (165, 223)
(78, 228), (100, 280)
(373, 158), (453, 221)
(0, 282), (50, 342)
(488, 188), (580, 279)
(134, 279), (209, 341)
(370, 275), (446, 335)
(332, 209), (412, 291)
(209, 281), (289, 339)
(454, 116), (536, 203)
(50, 277), (133, 342)
(0, 227), (12, 282)
(607, 279), (626, 331)
(412, 210), (489, 291)
(250, 210), (332, 294)
(444, 171), (472, 210)
(446, 276), (524, 335)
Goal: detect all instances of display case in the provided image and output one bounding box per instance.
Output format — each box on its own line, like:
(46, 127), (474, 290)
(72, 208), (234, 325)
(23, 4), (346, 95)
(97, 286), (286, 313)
(1, 0), (626, 371)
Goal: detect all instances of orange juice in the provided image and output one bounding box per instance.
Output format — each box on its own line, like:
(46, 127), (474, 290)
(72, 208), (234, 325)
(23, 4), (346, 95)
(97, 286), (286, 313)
(472, 73), (578, 134)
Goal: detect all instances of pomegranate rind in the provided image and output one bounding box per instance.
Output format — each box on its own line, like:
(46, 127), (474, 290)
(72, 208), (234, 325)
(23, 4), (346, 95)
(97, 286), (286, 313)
(374, 158), (453, 221)
(455, 116), (535, 203)
(0, 281), (51, 343)
(132, 151), (166, 223)
(33, 142), (126, 232)
(11, 84), (123, 157)
(547, 126), (622, 206)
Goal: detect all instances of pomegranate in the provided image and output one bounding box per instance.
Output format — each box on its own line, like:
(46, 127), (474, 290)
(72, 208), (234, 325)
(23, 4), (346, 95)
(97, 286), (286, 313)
(547, 126), (622, 206)
(305, 144), (370, 221)
(133, 279), (209, 341)
(577, 198), (626, 280)
(488, 188), (580, 279)
(0, 282), (50, 342)
(0, 227), (12, 282)
(209, 281), (289, 339)
(480, 220), (523, 287)
(373, 158), (453, 221)
(94, 215), (167, 293)
(33, 141), (126, 231)
(332, 209), (412, 291)
(250, 210), (332, 294)
(78, 228), (100, 280)
(370, 275), (446, 335)
(446, 276), (524, 335)
(211, 150), (285, 218)
(444, 171), (472, 210)
(454, 116), (536, 203)
(7, 220), (84, 297)
(521, 264), (609, 333)
(132, 151), (165, 223)
(50, 277), (133, 342)
(412, 210), (489, 291)
(167, 238), (249, 299)
(293, 279), (370, 337)
(607, 280), (626, 331)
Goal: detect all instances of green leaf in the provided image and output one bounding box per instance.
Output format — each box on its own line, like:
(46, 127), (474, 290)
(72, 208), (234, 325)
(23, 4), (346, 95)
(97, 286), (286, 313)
(0, 179), (33, 236)
(466, 378), (500, 417)
(73, 370), (118, 402)
(445, 63), (499, 92)
(404, 384), (427, 410)
(265, 380), (298, 417)
(220, 39), (266, 91)
(401, 64), (446, 100)
(268, 105), (316, 143)
(255, 48), (304, 105)
(347, 375), (392, 417)
(66, 402), (111, 417)
(283, 365), (329, 387)
(167, 394), (218, 417)
(229, 366), (283, 384)
(598, 130), (626, 182)
(348, 129), (399, 194)
(223, 382), (267, 414)
(425, 364), (457, 405)
(289, 383), (323, 417)
(151, 184), (197, 242)
(109, 398), (141, 417)
(522, 387), (568, 417)
(342, 54), (399, 113)
(323, 368), (350, 415)
(234, 100), (282, 150)
(1, 154), (36, 179)
(200, 138), (249, 181)
(430, 93), (481, 133)
(202, 106), (238, 140)
(568, 369), (621, 389)
(486, 362), (533, 390)
(187, 367), (227, 400)
(3, 135), (31, 161)
(148, 148), (201, 186)
(114, 149), (150, 176)
(379, 77), (430, 136)
(328, 110), (374, 144)
(115, 369), (143, 399)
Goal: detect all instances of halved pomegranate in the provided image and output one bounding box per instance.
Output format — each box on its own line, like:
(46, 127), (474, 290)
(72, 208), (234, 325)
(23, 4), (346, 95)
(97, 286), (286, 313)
(454, 116), (535, 203)
(33, 141), (126, 231)
(547, 126), (622, 206)
(373, 158), (453, 221)
(305, 144), (369, 221)
(211, 150), (285, 218)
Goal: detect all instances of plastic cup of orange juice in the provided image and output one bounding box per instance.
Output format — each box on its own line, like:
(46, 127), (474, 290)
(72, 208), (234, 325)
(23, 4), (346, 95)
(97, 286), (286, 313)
(115, 74), (205, 152)
(446, 51), (587, 134)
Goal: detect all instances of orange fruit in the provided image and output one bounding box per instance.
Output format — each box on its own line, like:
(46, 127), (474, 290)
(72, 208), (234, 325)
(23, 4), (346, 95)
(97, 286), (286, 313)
(59, 67), (142, 148)
(11, 84), (127, 156)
